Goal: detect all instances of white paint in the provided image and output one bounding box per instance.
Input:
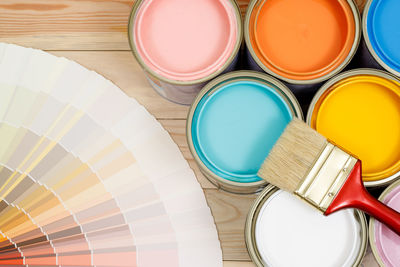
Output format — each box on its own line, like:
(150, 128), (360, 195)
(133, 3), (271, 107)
(255, 190), (362, 267)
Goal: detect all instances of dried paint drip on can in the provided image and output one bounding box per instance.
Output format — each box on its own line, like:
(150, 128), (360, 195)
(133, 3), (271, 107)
(187, 71), (302, 194)
(369, 179), (400, 267)
(363, 0), (400, 77)
(246, 186), (367, 267)
(244, 0), (360, 85)
(128, 0), (242, 105)
(307, 69), (400, 187)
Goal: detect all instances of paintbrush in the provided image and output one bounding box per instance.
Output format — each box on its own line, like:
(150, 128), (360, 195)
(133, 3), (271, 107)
(258, 118), (400, 235)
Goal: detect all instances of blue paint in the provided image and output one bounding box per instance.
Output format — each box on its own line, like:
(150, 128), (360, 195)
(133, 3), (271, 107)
(367, 0), (400, 73)
(191, 80), (292, 183)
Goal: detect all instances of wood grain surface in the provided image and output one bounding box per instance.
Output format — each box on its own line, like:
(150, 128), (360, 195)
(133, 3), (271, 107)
(0, 0), (367, 50)
(0, 0), (133, 50)
(0, 0), (376, 266)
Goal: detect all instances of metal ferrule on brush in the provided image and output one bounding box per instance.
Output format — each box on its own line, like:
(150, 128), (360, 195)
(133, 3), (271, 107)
(295, 142), (358, 213)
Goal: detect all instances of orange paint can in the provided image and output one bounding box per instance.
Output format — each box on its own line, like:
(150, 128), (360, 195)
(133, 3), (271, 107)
(245, 0), (361, 86)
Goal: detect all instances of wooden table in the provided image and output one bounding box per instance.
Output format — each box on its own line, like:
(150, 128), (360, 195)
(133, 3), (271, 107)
(0, 0), (379, 266)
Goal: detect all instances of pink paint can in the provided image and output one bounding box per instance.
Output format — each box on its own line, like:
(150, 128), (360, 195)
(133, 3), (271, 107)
(369, 179), (400, 266)
(128, 0), (242, 105)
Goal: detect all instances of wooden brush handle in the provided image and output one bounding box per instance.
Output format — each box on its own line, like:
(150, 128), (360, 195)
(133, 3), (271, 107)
(325, 161), (400, 236)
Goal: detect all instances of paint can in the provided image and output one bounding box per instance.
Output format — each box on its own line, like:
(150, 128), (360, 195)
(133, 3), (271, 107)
(128, 0), (242, 105)
(244, 0), (361, 96)
(307, 69), (400, 187)
(369, 179), (400, 266)
(187, 71), (302, 194)
(357, 0), (400, 77)
(245, 185), (367, 267)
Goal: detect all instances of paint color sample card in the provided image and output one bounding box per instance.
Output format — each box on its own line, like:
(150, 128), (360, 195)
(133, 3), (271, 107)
(0, 43), (222, 267)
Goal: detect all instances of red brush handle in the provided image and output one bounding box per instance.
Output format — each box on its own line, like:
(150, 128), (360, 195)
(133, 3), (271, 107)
(325, 160), (400, 236)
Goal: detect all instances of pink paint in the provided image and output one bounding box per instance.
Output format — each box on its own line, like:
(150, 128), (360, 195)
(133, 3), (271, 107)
(134, 0), (238, 81)
(375, 186), (400, 266)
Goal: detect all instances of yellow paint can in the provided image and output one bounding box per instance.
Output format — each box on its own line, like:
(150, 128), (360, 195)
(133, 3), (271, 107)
(307, 69), (400, 187)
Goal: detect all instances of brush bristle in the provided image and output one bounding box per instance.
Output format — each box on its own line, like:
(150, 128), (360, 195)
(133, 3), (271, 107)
(258, 118), (327, 192)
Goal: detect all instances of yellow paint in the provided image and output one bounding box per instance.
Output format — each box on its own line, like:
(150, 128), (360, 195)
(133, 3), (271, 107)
(311, 75), (400, 181)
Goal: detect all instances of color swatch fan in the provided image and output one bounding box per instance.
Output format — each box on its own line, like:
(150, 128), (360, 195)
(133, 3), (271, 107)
(0, 43), (222, 267)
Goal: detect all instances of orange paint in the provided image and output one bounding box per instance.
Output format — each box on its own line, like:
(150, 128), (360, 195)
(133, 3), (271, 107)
(248, 0), (356, 80)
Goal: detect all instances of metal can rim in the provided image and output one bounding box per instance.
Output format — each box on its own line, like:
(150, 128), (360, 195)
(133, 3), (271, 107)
(306, 68), (400, 187)
(245, 185), (368, 267)
(244, 0), (361, 85)
(186, 70), (303, 193)
(127, 0), (243, 86)
(362, 0), (400, 78)
(368, 178), (400, 267)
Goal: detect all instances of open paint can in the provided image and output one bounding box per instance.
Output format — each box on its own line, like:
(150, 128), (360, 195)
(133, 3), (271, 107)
(246, 185), (368, 267)
(244, 0), (360, 91)
(369, 179), (400, 266)
(187, 71), (302, 194)
(360, 0), (400, 77)
(128, 0), (242, 105)
(307, 69), (400, 187)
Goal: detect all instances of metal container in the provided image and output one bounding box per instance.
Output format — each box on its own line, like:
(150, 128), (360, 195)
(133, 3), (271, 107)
(307, 69), (400, 187)
(244, 0), (361, 94)
(369, 179), (400, 266)
(128, 0), (242, 105)
(246, 185), (368, 267)
(187, 71), (303, 194)
(359, 0), (400, 77)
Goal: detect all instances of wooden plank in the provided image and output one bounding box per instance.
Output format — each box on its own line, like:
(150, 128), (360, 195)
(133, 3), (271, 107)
(237, 0), (251, 17)
(205, 189), (257, 261)
(50, 51), (190, 120)
(0, 0), (133, 50)
(224, 261), (255, 267)
(355, 0), (367, 12)
(363, 247), (380, 267)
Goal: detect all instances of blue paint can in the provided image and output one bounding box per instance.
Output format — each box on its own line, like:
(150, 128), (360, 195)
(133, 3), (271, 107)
(187, 71), (303, 193)
(362, 0), (400, 76)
